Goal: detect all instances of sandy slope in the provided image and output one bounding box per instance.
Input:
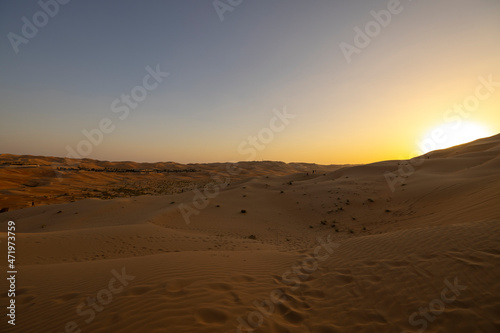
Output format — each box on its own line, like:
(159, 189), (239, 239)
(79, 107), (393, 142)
(0, 155), (344, 211)
(1, 134), (500, 332)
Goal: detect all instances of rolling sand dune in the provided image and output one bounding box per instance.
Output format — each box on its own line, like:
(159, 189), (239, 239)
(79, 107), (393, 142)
(0, 155), (344, 212)
(1, 134), (500, 332)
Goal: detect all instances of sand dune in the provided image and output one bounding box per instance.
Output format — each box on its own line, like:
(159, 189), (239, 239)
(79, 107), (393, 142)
(1, 134), (500, 332)
(0, 155), (344, 212)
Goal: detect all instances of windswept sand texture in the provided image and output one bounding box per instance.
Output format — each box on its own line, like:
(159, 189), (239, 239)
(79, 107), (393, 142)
(1, 134), (500, 332)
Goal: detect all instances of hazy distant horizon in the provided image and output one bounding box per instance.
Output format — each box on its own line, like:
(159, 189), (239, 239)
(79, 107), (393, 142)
(2, 131), (499, 166)
(1, 0), (499, 164)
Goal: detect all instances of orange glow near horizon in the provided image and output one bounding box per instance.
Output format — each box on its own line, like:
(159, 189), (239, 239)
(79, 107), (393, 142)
(417, 122), (495, 154)
(1, 2), (499, 166)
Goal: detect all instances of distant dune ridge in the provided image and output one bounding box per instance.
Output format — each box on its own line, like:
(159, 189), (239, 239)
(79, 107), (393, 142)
(0, 155), (345, 212)
(1, 134), (500, 332)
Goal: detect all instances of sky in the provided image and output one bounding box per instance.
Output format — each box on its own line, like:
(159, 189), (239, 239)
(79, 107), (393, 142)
(1, 0), (499, 164)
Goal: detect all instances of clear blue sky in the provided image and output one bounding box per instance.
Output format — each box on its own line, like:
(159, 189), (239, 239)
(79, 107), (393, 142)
(1, 0), (499, 163)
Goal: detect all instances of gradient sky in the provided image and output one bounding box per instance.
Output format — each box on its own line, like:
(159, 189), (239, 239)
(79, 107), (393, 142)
(1, 0), (499, 164)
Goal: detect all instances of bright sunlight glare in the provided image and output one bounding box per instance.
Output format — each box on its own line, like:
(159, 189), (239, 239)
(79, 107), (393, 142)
(418, 122), (494, 154)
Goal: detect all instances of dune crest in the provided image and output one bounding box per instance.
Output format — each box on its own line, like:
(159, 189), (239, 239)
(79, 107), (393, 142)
(1, 134), (500, 332)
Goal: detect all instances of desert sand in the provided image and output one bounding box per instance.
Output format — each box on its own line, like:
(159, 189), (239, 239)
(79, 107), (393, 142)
(1, 134), (500, 332)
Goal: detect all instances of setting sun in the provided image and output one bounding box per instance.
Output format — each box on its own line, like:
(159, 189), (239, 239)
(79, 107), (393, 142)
(418, 122), (494, 154)
(1, 2), (500, 332)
